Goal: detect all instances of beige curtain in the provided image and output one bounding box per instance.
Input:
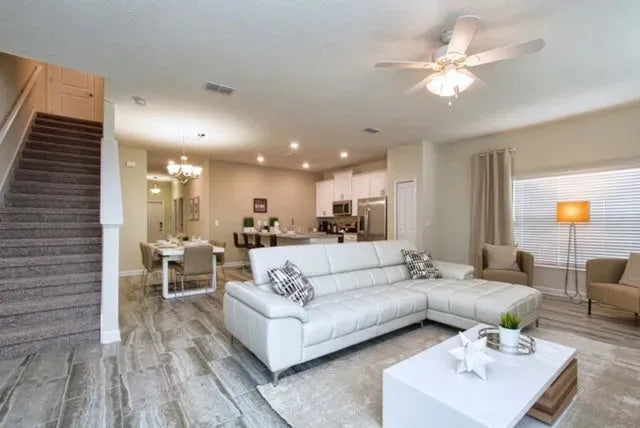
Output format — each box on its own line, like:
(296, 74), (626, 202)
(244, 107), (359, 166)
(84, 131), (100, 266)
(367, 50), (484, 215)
(470, 149), (515, 275)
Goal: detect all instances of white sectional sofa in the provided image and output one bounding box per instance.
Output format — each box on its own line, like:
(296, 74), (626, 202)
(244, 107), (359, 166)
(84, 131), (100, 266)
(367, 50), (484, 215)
(223, 240), (541, 384)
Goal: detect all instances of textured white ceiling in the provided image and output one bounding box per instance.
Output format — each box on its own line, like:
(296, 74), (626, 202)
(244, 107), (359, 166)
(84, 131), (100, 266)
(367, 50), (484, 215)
(1, 0), (639, 172)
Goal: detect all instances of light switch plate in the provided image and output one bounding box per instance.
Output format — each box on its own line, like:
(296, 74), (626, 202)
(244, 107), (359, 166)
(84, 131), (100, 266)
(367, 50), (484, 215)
(125, 161), (136, 168)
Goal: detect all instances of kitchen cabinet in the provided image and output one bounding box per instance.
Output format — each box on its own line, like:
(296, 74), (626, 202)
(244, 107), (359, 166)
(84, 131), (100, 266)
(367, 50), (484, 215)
(333, 171), (352, 201)
(369, 170), (387, 197)
(315, 180), (334, 217)
(351, 173), (370, 210)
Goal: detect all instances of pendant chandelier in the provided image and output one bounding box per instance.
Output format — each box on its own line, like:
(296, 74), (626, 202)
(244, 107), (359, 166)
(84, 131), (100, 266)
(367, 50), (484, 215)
(149, 178), (161, 194)
(167, 135), (203, 184)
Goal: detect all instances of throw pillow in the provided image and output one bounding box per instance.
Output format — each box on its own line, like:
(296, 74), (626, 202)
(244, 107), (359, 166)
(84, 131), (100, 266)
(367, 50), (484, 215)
(401, 249), (442, 280)
(619, 253), (640, 288)
(485, 244), (520, 271)
(267, 260), (315, 305)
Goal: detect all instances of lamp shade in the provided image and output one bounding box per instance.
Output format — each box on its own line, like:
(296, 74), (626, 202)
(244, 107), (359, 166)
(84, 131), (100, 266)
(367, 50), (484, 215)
(557, 201), (590, 223)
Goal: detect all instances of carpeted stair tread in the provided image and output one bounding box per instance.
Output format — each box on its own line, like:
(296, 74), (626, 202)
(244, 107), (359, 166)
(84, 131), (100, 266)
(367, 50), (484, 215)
(0, 292), (100, 317)
(6, 193), (100, 202)
(0, 222), (100, 229)
(0, 207), (99, 214)
(0, 329), (99, 360)
(0, 253), (101, 269)
(0, 237), (101, 248)
(26, 140), (100, 156)
(29, 132), (101, 148)
(14, 169), (100, 185)
(19, 157), (100, 173)
(30, 124), (102, 141)
(0, 271), (101, 290)
(22, 148), (100, 165)
(0, 316), (100, 349)
(34, 117), (103, 134)
(10, 181), (100, 197)
(36, 112), (103, 128)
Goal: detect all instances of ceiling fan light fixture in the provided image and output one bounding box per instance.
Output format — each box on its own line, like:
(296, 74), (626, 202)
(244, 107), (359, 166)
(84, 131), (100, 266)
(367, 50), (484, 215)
(426, 66), (474, 97)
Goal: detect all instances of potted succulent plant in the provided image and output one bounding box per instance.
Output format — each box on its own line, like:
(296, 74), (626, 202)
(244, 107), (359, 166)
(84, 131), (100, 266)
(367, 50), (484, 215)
(243, 217), (255, 233)
(499, 312), (522, 350)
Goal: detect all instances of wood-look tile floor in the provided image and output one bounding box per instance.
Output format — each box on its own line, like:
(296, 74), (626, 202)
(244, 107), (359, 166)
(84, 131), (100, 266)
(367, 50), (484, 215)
(0, 268), (639, 427)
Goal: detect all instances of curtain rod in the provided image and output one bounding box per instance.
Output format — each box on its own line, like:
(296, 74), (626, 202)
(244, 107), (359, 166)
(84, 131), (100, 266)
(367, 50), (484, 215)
(478, 148), (516, 157)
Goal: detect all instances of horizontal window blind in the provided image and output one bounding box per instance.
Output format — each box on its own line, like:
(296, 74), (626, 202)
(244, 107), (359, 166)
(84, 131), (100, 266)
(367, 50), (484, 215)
(514, 168), (640, 269)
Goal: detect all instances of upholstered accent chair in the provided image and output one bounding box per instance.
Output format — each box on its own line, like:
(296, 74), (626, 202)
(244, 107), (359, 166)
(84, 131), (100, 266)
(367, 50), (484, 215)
(586, 258), (640, 316)
(481, 248), (534, 286)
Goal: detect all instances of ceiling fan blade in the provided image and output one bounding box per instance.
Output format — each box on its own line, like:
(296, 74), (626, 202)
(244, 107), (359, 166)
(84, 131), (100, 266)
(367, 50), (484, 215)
(403, 75), (432, 94)
(446, 15), (480, 56)
(465, 38), (545, 67)
(375, 60), (436, 70)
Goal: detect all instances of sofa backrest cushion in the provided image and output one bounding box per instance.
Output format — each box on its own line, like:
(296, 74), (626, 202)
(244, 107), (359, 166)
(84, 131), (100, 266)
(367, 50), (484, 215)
(249, 240), (414, 292)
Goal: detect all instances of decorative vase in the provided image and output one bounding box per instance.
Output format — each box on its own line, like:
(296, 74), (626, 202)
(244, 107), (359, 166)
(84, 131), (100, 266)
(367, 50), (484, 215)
(499, 326), (521, 350)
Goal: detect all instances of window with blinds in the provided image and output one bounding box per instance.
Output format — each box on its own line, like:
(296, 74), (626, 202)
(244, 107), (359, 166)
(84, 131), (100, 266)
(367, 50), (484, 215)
(514, 168), (640, 269)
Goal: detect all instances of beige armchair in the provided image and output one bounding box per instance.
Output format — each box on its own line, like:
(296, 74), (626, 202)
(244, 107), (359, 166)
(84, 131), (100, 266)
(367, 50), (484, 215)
(586, 258), (639, 316)
(481, 248), (534, 286)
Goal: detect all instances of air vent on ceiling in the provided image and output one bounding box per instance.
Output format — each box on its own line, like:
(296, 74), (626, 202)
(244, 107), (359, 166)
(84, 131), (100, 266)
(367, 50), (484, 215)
(363, 127), (381, 134)
(205, 81), (235, 95)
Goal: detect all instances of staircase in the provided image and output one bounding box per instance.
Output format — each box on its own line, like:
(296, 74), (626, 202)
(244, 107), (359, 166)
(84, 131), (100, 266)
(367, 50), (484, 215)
(0, 112), (102, 359)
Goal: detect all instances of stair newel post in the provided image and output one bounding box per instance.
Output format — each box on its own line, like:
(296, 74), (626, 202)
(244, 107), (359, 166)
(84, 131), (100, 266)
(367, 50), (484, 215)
(100, 100), (123, 343)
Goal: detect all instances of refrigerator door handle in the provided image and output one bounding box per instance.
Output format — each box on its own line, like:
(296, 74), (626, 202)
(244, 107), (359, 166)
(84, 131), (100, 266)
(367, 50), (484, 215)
(365, 207), (370, 236)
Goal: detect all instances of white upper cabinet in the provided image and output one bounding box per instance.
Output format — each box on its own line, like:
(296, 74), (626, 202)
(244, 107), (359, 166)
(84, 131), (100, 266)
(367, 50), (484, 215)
(369, 170), (387, 197)
(333, 171), (352, 201)
(351, 173), (370, 208)
(315, 180), (334, 217)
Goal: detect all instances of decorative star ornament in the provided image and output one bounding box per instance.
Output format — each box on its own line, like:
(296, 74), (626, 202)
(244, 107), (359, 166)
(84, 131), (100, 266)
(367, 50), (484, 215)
(449, 332), (495, 380)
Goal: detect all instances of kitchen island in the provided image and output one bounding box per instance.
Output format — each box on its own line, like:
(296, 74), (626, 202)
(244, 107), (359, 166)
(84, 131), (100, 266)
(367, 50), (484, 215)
(242, 231), (340, 246)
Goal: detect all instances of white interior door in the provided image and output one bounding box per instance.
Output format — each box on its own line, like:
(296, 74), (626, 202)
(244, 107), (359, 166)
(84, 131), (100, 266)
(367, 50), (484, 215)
(396, 180), (417, 245)
(147, 201), (165, 242)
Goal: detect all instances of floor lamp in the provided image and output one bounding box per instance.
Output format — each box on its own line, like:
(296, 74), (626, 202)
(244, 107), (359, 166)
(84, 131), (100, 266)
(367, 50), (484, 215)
(557, 201), (591, 302)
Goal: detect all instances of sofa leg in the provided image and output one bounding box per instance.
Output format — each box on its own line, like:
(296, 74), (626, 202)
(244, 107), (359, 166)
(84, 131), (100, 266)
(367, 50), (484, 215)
(588, 299), (592, 315)
(420, 320), (425, 328)
(272, 369), (284, 386)
(535, 319), (539, 328)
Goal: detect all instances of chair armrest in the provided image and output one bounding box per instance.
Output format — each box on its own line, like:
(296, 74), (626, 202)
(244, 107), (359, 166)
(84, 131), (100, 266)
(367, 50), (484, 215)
(432, 261), (475, 280)
(225, 281), (309, 323)
(586, 259), (627, 287)
(517, 251), (535, 287)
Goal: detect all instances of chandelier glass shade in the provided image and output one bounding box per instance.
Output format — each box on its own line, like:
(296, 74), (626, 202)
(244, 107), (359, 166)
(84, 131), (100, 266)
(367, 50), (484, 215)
(149, 183), (161, 194)
(426, 65), (475, 97)
(167, 155), (202, 184)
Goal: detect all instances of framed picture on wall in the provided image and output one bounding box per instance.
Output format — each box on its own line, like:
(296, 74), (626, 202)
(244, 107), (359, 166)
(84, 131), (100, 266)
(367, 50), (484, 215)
(188, 198), (194, 221)
(253, 198), (267, 213)
(193, 197), (200, 221)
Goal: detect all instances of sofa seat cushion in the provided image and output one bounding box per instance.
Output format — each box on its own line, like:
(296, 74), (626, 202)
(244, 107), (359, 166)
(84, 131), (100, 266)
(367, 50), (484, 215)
(590, 282), (640, 313)
(397, 278), (541, 326)
(482, 269), (528, 286)
(302, 285), (427, 346)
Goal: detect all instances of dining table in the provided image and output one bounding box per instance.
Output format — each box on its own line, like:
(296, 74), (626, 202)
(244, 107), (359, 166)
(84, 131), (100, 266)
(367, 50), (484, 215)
(150, 241), (225, 299)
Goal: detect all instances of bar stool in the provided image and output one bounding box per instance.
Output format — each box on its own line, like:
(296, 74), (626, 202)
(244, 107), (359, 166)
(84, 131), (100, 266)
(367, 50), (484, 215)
(233, 232), (250, 270)
(269, 234), (278, 247)
(254, 234), (265, 248)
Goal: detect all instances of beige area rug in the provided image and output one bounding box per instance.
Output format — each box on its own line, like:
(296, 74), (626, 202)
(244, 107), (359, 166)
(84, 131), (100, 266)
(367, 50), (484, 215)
(257, 324), (640, 428)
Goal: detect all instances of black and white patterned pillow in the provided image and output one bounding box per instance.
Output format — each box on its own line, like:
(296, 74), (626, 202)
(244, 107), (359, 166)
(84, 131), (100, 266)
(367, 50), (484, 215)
(401, 249), (442, 280)
(267, 260), (315, 306)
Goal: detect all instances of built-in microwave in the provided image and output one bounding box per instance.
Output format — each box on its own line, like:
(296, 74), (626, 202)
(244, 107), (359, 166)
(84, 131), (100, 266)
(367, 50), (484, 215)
(332, 200), (352, 216)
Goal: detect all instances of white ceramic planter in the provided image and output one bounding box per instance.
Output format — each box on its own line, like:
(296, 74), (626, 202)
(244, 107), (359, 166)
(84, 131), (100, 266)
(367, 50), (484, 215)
(499, 326), (521, 350)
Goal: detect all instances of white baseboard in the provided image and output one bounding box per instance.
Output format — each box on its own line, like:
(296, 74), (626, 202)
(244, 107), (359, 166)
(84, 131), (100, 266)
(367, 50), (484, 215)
(101, 328), (121, 344)
(534, 285), (586, 297)
(120, 269), (143, 277)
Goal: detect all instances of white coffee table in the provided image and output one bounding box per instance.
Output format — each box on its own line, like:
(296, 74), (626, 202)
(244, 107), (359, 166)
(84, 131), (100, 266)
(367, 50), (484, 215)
(383, 324), (576, 428)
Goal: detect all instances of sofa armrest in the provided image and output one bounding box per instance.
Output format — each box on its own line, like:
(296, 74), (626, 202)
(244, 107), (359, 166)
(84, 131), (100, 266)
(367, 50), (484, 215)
(433, 261), (475, 280)
(225, 281), (309, 323)
(517, 251), (535, 287)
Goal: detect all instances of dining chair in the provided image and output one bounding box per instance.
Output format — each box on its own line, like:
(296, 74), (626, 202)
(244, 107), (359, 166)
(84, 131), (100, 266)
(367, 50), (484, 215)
(139, 242), (178, 295)
(174, 244), (214, 298)
(210, 240), (227, 282)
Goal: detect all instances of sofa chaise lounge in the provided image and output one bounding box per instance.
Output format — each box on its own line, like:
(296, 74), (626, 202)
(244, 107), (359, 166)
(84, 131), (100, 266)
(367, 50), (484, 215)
(224, 240), (541, 384)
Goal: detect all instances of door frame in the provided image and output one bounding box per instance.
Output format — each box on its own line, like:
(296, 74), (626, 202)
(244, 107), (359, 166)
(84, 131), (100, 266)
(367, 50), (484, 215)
(147, 200), (165, 241)
(394, 178), (417, 241)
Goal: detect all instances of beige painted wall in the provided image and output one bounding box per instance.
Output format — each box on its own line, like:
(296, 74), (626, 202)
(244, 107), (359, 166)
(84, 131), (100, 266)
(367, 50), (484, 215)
(119, 145), (147, 272)
(434, 103), (640, 294)
(147, 181), (172, 239)
(322, 158), (387, 180)
(0, 52), (47, 196)
(209, 159), (322, 262)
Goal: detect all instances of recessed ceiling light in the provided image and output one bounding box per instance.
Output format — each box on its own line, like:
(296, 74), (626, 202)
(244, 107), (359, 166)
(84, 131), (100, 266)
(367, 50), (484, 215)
(340, 151), (349, 159)
(290, 141), (300, 150)
(257, 155), (265, 163)
(132, 96), (146, 106)
(302, 162), (310, 169)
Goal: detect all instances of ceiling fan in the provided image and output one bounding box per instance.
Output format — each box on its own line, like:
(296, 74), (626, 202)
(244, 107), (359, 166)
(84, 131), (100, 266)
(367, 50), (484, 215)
(375, 15), (545, 104)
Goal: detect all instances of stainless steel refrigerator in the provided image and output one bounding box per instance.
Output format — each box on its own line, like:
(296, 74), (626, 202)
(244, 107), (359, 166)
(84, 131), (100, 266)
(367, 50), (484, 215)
(357, 196), (387, 241)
